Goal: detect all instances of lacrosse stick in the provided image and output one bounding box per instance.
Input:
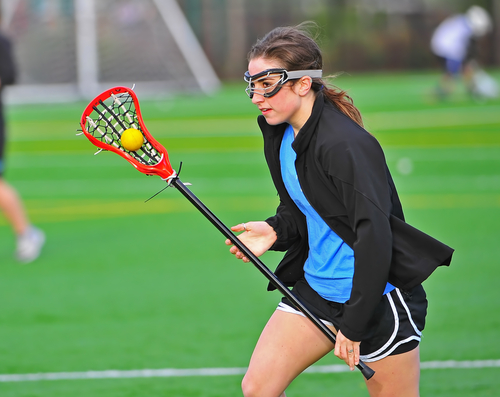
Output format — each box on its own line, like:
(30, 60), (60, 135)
(79, 86), (375, 380)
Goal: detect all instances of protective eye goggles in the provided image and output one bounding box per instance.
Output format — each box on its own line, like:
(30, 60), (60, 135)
(244, 68), (322, 98)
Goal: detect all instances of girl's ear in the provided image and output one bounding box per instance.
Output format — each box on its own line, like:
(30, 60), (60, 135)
(297, 76), (313, 96)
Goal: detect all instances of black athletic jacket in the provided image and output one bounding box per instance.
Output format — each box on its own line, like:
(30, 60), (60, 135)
(0, 32), (16, 156)
(261, 92), (453, 341)
(0, 32), (16, 90)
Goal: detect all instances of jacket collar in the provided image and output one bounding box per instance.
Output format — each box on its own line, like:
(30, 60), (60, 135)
(258, 91), (326, 155)
(292, 91), (325, 155)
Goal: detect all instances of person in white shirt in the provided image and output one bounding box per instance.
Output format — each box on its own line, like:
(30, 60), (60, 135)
(430, 5), (493, 99)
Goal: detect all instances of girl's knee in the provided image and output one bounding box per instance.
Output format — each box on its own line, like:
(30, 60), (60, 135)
(241, 373), (259, 397)
(242, 372), (285, 397)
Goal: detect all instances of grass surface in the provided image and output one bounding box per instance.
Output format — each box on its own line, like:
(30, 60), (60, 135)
(0, 70), (499, 396)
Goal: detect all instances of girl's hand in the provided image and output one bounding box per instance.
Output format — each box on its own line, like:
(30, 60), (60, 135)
(225, 221), (277, 262)
(334, 330), (361, 371)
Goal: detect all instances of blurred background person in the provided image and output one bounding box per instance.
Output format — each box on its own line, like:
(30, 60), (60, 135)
(0, 23), (45, 263)
(430, 5), (494, 100)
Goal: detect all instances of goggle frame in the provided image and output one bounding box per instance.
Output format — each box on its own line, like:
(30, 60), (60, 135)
(244, 68), (322, 98)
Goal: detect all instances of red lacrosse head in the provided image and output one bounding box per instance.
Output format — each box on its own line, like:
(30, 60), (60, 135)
(80, 86), (176, 180)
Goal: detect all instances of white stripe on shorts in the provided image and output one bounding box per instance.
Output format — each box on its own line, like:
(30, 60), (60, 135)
(360, 288), (422, 363)
(277, 302), (334, 326)
(396, 288), (422, 337)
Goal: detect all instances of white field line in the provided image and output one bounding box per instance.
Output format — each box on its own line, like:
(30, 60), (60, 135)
(1, 360), (499, 383)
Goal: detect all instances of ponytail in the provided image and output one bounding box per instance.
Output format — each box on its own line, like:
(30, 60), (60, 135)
(316, 80), (363, 127)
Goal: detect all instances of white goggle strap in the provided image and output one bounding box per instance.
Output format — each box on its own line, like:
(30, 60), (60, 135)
(284, 69), (323, 81)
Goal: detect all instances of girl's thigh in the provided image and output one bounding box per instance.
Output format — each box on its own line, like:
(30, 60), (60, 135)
(364, 347), (421, 397)
(242, 309), (335, 397)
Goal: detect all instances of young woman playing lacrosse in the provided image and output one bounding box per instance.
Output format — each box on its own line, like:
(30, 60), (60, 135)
(226, 24), (452, 397)
(0, 25), (45, 263)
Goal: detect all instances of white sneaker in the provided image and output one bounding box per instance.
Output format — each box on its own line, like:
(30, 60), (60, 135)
(16, 226), (46, 263)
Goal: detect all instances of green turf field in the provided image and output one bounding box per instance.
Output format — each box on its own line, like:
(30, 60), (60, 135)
(0, 70), (499, 396)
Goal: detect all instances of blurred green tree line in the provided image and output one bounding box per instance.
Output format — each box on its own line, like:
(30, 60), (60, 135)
(178, 0), (499, 79)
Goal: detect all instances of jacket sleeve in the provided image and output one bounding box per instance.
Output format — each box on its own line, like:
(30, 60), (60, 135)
(321, 129), (394, 341)
(0, 34), (16, 86)
(266, 200), (301, 252)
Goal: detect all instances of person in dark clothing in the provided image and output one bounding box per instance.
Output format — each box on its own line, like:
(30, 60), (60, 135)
(0, 28), (45, 263)
(226, 24), (452, 397)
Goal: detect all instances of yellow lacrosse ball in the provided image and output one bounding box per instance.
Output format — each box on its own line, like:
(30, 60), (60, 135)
(121, 128), (144, 151)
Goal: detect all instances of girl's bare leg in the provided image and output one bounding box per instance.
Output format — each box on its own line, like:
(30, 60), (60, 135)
(364, 347), (421, 397)
(241, 309), (335, 397)
(0, 179), (29, 235)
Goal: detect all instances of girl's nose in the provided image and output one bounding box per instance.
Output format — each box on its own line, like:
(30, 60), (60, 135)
(251, 93), (264, 104)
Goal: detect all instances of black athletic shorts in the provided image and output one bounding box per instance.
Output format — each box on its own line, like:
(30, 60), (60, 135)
(280, 278), (427, 362)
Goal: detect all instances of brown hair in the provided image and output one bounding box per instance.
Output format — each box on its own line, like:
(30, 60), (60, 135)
(247, 23), (363, 127)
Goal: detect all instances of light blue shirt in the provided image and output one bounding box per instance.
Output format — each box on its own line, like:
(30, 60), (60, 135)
(280, 124), (394, 303)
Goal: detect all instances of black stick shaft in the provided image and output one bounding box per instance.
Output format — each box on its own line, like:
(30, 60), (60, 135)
(171, 178), (374, 380)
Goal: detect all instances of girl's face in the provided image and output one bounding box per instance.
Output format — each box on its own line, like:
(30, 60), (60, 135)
(247, 57), (305, 128)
